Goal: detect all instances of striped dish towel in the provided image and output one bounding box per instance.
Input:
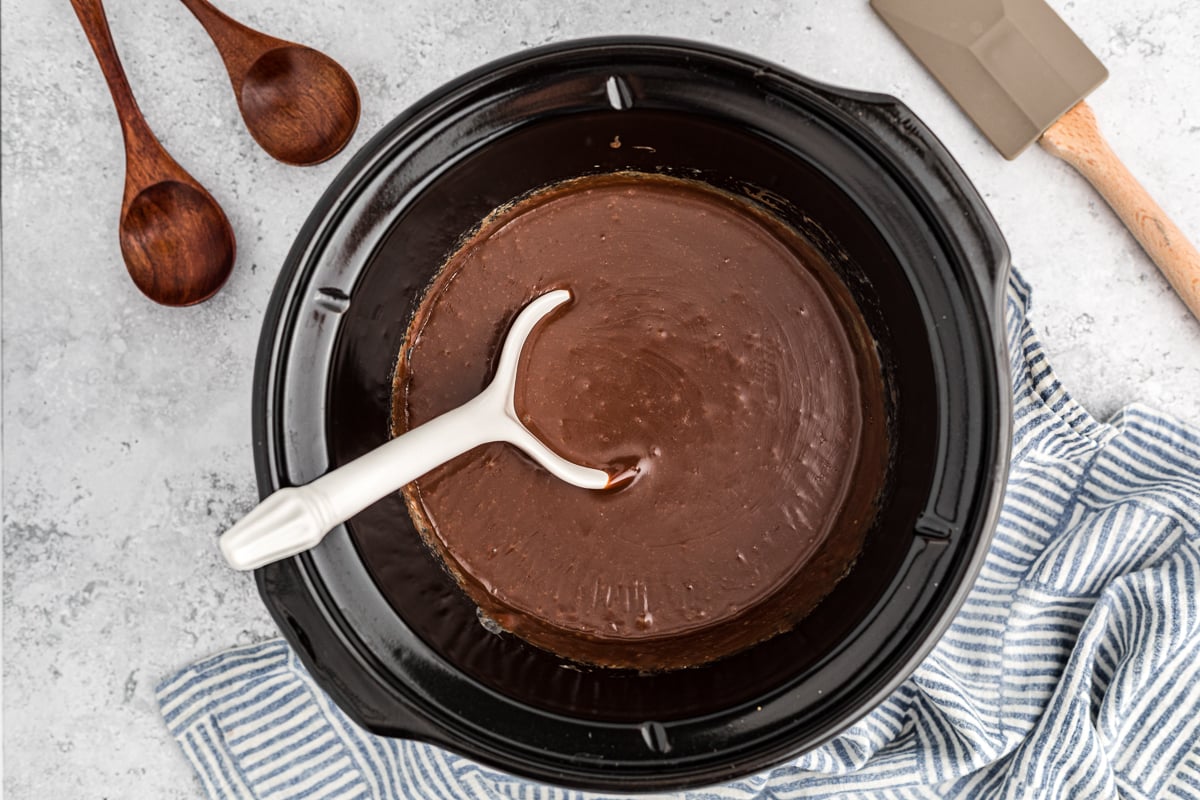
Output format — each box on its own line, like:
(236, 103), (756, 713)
(158, 272), (1200, 799)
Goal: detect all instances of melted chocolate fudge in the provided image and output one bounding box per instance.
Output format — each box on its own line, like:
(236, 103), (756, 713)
(392, 173), (887, 669)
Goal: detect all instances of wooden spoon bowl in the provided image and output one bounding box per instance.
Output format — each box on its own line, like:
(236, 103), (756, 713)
(181, 0), (361, 166)
(121, 180), (236, 305)
(239, 46), (360, 166)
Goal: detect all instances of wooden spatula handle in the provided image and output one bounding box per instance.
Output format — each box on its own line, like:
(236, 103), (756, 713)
(1040, 101), (1200, 321)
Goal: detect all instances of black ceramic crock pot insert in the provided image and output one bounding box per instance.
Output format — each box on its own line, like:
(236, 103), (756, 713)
(251, 38), (1011, 792)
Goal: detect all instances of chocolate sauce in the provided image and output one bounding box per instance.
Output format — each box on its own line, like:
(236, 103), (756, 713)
(392, 173), (887, 669)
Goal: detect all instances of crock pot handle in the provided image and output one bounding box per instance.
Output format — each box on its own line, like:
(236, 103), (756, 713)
(257, 556), (462, 748)
(810, 85), (1013, 311)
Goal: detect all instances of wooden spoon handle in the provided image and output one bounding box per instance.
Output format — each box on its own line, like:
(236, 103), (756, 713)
(1040, 101), (1200, 322)
(69, 0), (153, 147)
(70, 0), (182, 197)
(178, 0), (288, 94)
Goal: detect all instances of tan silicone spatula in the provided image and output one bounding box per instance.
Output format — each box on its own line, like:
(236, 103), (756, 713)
(871, 0), (1200, 321)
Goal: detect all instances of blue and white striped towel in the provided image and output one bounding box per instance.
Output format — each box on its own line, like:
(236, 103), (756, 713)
(158, 271), (1200, 799)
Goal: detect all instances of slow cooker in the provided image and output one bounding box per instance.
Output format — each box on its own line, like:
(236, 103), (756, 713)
(250, 38), (1011, 792)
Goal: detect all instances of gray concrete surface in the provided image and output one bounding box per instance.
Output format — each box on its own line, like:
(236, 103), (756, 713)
(3, 0), (1198, 795)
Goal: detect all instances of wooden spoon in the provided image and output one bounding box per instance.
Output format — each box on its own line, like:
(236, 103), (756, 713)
(179, 0), (360, 166)
(71, 0), (235, 307)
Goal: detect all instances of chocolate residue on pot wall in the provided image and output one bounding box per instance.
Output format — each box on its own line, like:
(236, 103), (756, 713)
(391, 172), (888, 670)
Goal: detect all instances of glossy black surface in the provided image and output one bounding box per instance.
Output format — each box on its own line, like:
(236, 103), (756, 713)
(252, 38), (1011, 791)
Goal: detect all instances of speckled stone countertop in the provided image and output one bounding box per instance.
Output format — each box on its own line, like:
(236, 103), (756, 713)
(3, 0), (1198, 795)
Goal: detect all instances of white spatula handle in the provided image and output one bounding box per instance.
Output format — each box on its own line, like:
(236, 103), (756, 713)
(219, 392), (499, 571)
(218, 290), (611, 572)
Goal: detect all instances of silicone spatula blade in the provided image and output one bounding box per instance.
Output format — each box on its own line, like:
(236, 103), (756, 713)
(872, 0), (1200, 320)
(870, 0), (1108, 159)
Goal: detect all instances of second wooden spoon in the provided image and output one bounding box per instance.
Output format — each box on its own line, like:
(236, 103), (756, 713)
(180, 0), (360, 166)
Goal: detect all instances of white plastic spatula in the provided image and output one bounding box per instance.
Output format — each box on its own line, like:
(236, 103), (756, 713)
(220, 289), (611, 571)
